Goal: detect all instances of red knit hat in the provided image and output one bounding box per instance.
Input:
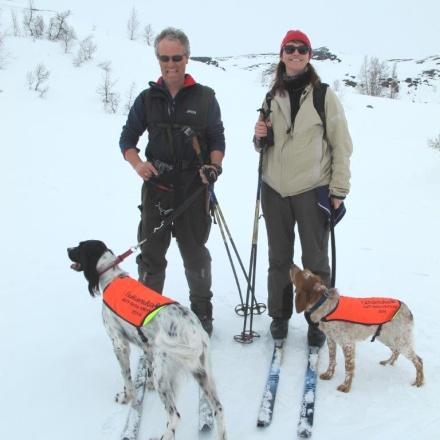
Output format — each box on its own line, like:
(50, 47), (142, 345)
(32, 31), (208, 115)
(280, 30), (312, 54)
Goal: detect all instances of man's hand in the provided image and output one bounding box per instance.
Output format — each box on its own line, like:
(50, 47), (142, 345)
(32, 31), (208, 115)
(200, 164), (222, 185)
(134, 161), (159, 181)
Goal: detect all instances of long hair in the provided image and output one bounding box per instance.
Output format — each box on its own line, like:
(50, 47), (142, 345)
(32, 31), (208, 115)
(270, 62), (321, 96)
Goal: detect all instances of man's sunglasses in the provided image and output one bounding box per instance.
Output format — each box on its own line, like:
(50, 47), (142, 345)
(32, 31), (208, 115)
(158, 54), (185, 62)
(283, 45), (310, 55)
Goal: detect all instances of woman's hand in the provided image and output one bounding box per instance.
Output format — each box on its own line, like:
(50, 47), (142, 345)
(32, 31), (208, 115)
(254, 120), (269, 139)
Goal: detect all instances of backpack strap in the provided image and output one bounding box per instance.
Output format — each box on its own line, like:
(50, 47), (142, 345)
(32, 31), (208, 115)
(313, 82), (329, 142)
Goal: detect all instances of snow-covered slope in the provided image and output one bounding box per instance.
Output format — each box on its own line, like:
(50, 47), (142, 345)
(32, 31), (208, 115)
(192, 48), (440, 103)
(1, 2), (439, 439)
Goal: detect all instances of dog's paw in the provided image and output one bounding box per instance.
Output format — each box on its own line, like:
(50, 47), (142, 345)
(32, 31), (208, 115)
(115, 388), (134, 404)
(320, 371), (334, 380)
(337, 383), (351, 393)
(412, 378), (424, 387)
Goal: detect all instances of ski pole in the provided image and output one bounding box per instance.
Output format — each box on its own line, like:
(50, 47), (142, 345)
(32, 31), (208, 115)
(209, 189), (266, 316)
(234, 146), (265, 343)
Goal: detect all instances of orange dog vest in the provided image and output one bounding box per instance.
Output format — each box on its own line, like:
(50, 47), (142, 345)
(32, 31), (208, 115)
(322, 296), (401, 325)
(103, 276), (176, 327)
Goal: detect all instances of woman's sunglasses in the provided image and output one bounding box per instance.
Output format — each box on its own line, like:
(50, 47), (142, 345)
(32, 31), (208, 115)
(283, 45), (310, 55)
(158, 54), (185, 62)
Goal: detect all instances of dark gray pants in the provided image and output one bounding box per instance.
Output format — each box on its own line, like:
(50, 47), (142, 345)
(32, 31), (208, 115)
(136, 178), (213, 309)
(261, 182), (330, 319)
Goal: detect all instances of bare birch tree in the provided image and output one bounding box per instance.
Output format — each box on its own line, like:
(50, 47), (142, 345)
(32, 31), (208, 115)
(97, 61), (120, 113)
(73, 35), (97, 66)
(0, 32), (7, 69)
(22, 0), (45, 39)
(27, 62), (50, 97)
(143, 24), (154, 46)
(127, 7), (139, 41)
(47, 10), (76, 52)
(124, 81), (136, 114)
(358, 56), (389, 97)
(11, 9), (21, 36)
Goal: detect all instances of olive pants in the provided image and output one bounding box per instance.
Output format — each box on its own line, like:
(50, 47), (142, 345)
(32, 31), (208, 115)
(136, 175), (213, 314)
(261, 182), (330, 319)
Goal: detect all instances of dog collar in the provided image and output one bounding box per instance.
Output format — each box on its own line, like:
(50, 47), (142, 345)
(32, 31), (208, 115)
(304, 289), (331, 326)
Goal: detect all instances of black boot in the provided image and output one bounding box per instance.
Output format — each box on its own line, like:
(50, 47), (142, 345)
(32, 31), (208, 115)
(191, 301), (213, 337)
(307, 324), (326, 347)
(270, 318), (289, 340)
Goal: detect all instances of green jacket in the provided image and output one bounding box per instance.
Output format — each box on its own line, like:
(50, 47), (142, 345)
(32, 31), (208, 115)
(259, 84), (352, 198)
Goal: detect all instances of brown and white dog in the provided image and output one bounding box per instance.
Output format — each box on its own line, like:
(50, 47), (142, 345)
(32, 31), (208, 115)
(67, 240), (226, 440)
(291, 265), (424, 392)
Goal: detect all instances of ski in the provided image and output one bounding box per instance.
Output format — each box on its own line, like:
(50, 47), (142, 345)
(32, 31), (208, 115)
(297, 346), (320, 438)
(199, 388), (214, 433)
(121, 355), (148, 440)
(256, 339), (285, 427)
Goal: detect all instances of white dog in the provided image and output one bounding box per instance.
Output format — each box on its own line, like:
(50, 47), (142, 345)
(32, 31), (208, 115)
(68, 240), (226, 440)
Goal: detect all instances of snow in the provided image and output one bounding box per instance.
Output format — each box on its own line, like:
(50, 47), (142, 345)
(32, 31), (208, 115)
(1, 1), (440, 439)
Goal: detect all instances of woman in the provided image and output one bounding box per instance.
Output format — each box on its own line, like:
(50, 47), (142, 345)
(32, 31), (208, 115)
(254, 30), (353, 343)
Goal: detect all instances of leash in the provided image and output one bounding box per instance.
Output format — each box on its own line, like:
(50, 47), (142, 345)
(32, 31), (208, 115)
(330, 207), (336, 288)
(99, 183), (207, 276)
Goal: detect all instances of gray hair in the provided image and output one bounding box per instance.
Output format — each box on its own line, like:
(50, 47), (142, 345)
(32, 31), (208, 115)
(154, 27), (191, 57)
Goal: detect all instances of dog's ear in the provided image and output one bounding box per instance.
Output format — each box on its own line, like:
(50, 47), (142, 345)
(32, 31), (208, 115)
(290, 264), (302, 286)
(80, 252), (100, 297)
(77, 241), (108, 297)
(295, 288), (307, 313)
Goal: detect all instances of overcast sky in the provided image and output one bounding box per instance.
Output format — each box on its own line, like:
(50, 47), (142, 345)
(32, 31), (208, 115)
(4, 0), (439, 60)
(149, 0), (440, 60)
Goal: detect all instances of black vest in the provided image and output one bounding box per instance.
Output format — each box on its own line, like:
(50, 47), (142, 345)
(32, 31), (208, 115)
(143, 82), (214, 166)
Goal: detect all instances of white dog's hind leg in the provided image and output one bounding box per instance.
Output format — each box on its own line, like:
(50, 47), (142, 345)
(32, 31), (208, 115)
(401, 347), (424, 387)
(111, 336), (135, 403)
(141, 349), (155, 390)
(153, 353), (180, 439)
(192, 349), (226, 440)
(380, 349), (399, 366)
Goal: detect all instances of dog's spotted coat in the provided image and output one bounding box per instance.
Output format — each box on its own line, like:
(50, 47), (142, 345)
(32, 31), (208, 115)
(68, 240), (226, 440)
(292, 265), (424, 393)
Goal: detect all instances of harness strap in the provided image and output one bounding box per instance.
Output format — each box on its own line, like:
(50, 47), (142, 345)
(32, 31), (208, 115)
(371, 324), (383, 342)
(137, 327), (149, 344)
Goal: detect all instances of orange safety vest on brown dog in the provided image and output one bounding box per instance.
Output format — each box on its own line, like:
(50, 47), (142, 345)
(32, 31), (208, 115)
(103, 276), (176, 327)
(322, 296), (401, 325)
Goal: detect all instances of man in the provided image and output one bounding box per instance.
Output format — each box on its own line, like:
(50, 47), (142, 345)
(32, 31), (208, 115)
(119, 27), (225, 336)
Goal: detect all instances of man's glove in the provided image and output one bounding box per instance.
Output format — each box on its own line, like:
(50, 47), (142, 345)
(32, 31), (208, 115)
(201, 164), (222, 184)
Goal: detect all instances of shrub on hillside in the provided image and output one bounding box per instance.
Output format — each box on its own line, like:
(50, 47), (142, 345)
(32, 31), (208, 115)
(97, 61), (120, 113)
(27, 62), (50, 98)
(428, 134), (440, 152)
(22, 0), (45, 39)
(358, 56), (399, 98)
(73, 35), (97, 67)
(47, 10), (76, 53)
